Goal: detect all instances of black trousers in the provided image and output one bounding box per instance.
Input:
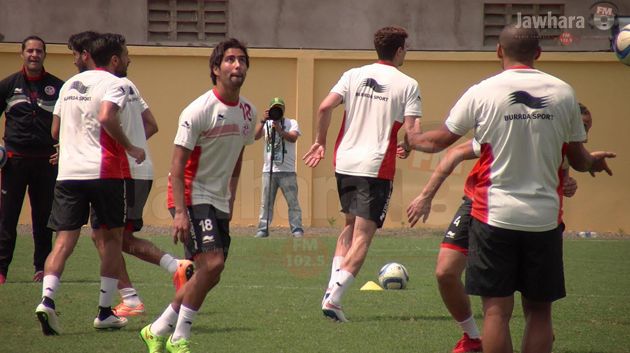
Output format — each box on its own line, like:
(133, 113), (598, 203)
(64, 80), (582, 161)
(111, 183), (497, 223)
(0, 157), (57, 277)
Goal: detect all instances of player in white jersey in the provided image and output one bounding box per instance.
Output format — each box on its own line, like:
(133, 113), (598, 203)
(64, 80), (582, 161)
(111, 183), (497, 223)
(110, 77), (194, 317)
(141, 38), (256, 353)
(35, 33), (145, 335)
(403, 105), (591, 353)
(407, 24), (615, 353)
(303, 26), (425, 322)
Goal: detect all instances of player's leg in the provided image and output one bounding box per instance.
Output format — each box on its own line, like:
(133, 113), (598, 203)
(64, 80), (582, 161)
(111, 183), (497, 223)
(521, 298), (553, 353)
(277, 172), (304, 237)
(27, 159), (57, 282)
(0, 157), (28, 282)
(256, 172), (279, 237)
(435, 197), (481, 352)
(143, 204), (228, 351)
(322, 213), (354, 305)
(519, 224), (565, 353)
(90, 179), (127, 330)
(36, 180), (88, 336)
(481, 296), (514, 353)
(466, 219), (520, 352)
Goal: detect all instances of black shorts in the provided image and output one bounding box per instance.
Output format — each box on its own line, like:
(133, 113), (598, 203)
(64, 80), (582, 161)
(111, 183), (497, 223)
(465, 218), (566, 302)
(169, 204), (230, 260)
(125, 179), (152, 232)
(48, 179), (126, 231)
(441, 196), (473, 255)
(336, 173), (393, 228)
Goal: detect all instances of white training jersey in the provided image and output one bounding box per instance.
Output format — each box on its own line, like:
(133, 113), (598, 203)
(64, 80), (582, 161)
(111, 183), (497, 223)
(261, 118), (301, 173)
(53, 69), (130, 180)
(331, 62), (421, 180)
(446, 68), (587, 232)
(120, 78), (153, 180)
(167, 88), (257, 213)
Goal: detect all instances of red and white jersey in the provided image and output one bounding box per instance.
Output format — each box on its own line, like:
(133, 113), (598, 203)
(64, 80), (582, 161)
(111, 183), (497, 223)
(53, 69), (130, 180)
(120, 78), (153, 180)
(446, 68), (586, 232)
(167, 88), (257, 213)
(331, 62), (421, 180)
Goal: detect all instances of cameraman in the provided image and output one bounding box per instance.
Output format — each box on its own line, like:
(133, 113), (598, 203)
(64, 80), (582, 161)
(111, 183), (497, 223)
(254, 97), (304, 238)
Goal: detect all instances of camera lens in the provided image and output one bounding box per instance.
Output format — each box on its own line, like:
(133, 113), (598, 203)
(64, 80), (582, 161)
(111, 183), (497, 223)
(269, 106), (283, 121)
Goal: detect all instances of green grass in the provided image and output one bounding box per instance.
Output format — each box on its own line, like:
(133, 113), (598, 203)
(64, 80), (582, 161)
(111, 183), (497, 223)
(1, 231), (629, 353)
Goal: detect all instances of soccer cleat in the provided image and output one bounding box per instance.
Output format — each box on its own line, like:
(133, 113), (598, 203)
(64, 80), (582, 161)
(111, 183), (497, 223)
(33, 271), (44, 282)
(113, 302), (145, 317)
(292, 231), (304, 238)
(35, 303), (60, 335)
(452, 333), (482, 353)
(140, 324), (168, 353)
(173, 260), (194, 292)
(322, 299), (348, 322)
(93, 313), (128, 329)
(166, 335), (191, 353)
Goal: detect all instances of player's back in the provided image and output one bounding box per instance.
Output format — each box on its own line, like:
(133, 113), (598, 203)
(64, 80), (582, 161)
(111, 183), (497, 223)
(55, 70), (129, 180)
(333, 63), (421, 180)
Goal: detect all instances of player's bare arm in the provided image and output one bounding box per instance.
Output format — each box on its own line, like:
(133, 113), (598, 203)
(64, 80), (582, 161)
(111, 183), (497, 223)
(408, 140), (476, 227)
(228, 148), (245, 221)
(98, 101), (146, 164)
(141, 108), (158, 139)
(170, 144), (192, 244)
(303, 93), (342, 168)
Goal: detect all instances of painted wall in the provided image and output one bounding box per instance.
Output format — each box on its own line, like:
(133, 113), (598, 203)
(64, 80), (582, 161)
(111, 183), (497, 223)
(1, 0), (627, 50)
(0, 44), (628, 233)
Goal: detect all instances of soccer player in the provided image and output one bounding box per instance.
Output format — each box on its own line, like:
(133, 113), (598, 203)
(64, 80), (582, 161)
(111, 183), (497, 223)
(406, 24), (615, 353)
(303, 26), (424, 322)
(140, 38), (256, 353)
(405, 105), (593, 353)
(66, 31), (194, 317)
(35, 33), (145, 335)
(0, 36), (63, 284)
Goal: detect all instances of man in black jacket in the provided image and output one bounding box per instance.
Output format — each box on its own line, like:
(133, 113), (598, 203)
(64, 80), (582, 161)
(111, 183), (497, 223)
(0, 35), (63, 284)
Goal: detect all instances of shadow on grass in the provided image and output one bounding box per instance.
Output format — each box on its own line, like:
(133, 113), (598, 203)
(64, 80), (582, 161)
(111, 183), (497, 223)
(351, 314), (453, 322)
(192, 324), (255, 334)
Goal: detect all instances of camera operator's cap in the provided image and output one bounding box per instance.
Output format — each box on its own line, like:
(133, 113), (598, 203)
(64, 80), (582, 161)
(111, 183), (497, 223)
(268, 97), (285, 111)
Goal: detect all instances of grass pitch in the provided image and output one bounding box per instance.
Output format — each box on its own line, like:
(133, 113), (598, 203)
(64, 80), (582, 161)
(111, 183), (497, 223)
(1, 229), (629, 353)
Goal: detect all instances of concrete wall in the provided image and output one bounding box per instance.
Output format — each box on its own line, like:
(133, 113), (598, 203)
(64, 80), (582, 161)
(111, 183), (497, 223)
(0, 0), (628, 50)
(0, 43), (628, 233)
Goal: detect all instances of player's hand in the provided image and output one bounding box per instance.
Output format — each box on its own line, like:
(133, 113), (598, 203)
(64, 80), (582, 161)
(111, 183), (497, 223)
(303, 143), (325, 168)
(407, 194), (432, 227)
(407, 194), (433, 227)
(172, 211), (191, 245)
(589, 151), (616, 177)
(396, 141), (410, 159)
(49, 144), (59, 165)
(562, 176), (578, 197)
(126, 145), (146, 164)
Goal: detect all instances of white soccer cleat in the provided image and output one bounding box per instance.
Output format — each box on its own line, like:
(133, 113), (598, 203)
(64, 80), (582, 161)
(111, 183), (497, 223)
(36, 303), (61, 335)
(322, 299), (348, 322)
(93, 313), (128, 329)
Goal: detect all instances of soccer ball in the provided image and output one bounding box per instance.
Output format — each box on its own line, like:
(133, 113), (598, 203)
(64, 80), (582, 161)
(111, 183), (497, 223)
(613, 24), (630, 66)
(378, 262), (409, 290)
(0, 145), (7, 168)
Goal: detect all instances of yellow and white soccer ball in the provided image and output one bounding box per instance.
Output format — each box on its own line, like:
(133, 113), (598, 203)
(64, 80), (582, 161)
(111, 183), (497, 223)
(378, 262), (409, 290)
(613, 24), (630, 66)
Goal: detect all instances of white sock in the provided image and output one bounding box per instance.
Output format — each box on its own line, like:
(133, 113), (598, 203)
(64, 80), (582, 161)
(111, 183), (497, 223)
(457, 315), (481, 339)
(172, 305), (197, 342)
(326, 256), (344, 291)
(98, 276), (118, 308)
(152, 304), (179, 336)
(119, 287), (142, 307)
(42, 275), (60, 300)
(160, 254), (179, 274)
(329, 269), (354, 305)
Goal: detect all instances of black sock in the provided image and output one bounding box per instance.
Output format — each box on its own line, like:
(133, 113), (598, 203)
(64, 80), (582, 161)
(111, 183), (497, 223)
(42, 296), (55, 310)
(98, 306), (113, 320)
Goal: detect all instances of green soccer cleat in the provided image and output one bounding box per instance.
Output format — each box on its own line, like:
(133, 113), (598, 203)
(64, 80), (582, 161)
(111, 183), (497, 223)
(166, 335), (191, 353)
(140, 324), (167, 353)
